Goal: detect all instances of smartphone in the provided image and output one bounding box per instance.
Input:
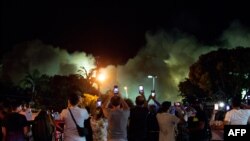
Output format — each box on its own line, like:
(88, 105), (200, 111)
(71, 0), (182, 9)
(214, 103), (219, 110)
(113, 85), (119, 95)
(139, 85), (144, 94)
(151, 90), (155, 97)
(97, 99), (102, 107)
(174, 102), (180, 106)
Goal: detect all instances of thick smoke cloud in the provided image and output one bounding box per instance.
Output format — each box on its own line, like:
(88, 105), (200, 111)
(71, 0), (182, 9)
(114, 31), (215, 103)
(2, 40), (96, 84)
(102, 23), (250, 103)
(2, 22), (250, 104)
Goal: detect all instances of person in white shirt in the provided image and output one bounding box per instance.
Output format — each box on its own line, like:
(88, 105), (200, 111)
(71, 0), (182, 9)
(156, 101), (181, 141)
(224, 96), (250, 125)
(60, 91), (89, 141)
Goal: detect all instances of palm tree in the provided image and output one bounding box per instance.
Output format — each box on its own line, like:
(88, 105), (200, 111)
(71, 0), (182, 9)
(19, 69), (40, 102)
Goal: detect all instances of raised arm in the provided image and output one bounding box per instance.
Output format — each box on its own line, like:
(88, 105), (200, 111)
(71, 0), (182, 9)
(120, 96), (129, 110)
(101, 94), (112, 118)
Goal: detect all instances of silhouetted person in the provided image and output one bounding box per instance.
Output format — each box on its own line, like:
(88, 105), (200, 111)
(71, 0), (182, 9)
(2, 100), (29, 141)
(128, 95), (148, 141)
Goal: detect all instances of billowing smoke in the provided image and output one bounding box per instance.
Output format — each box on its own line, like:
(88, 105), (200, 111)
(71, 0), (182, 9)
(2, 22), (250, 104)
(101, 22), (250, 103)
(2, 40), (96, 84)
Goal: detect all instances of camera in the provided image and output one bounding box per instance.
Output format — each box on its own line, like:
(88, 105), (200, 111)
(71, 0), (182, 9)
(139, 85), (144, 94)
(214, 103), (219, 110)
(97, 98), (102, 107)
(113, 85), (119, 95)
(151, 90), (155, 97)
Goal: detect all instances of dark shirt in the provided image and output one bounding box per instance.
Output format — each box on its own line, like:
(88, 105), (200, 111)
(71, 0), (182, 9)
(146, 112), (159, 132)
(188, 110), (210, 141)
(146, 112), (159, 141)
(128, 106), (149, 141)
(2, 112), (28, 141)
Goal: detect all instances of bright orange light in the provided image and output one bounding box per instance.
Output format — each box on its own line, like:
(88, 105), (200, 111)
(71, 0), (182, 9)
(97, 73), (106, 82)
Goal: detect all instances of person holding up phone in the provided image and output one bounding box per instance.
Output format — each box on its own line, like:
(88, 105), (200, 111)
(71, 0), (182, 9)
(146, 92), (161, 141)
(90, 105), (108, 141)
(102, 89), (130, 141)
(113, 85), (119, 95)
(128, 86), (149, 141)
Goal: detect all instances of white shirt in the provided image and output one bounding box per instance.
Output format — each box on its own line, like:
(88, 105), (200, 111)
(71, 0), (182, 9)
(156, 112), (180, 141)
(60, 106), (89, 141)
(224, 109), (250, 125)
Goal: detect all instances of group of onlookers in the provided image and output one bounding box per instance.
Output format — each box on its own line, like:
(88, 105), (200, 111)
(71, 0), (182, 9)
(1, 90), (250, 141)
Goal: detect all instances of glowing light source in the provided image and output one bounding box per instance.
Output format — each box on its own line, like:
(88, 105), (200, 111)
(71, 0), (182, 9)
(214, 103), (219, 110)
(219, 102), (225, 108)
(124, 86), (128, 98)
(97, 73), (106, 83)
(148, 75), (157, 90)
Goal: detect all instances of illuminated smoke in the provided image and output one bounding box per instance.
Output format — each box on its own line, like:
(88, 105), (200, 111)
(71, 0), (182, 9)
(2, 22), (250, 104)
(220, 21), (250, 48)
(101, 22), (250, 103)
(2, 40), (96, 84)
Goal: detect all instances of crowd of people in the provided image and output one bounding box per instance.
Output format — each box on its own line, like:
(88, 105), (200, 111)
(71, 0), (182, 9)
(1, 89), (250, 141)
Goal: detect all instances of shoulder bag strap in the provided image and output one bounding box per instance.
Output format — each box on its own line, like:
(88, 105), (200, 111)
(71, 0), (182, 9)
(68, 108), (79, 127)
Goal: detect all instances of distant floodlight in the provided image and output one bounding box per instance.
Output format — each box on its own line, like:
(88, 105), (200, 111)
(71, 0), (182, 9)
(124, 86), (127, 90)
(148, 75), (153, 78)
(147, 75), (157, 90)
(219, 102), (225, 108)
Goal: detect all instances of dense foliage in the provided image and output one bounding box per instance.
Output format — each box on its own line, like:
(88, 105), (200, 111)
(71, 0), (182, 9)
(179, 47), (250, 103)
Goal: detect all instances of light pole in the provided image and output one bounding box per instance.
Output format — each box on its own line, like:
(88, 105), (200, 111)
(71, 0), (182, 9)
(124, 86), (128, 98)
(148, 75), (157, 91)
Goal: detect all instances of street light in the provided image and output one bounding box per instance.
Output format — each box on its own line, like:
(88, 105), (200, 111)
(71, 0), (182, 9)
(124, 86), (128, 98)
(148, 75), (157, 91)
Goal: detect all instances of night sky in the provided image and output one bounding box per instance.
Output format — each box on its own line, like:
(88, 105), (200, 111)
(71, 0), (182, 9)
(1, 1), (250, 101)
(1, 0), (249, 65)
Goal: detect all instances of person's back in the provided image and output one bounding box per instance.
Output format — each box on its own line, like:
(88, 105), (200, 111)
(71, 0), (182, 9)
(2, 100), (29, 141)
(102, 93), (130, 141)
(32, 110), (54, 141)
(108, 108), (129, 139)
(224, 109), (250, 125)
(146, 105), (159, 141)
(157, 101), (180, 141)
(60, 91), (89, 141)
(128, 96), (148, 141)
(187, 101), (210, 141)
(224, 96), (250, 125)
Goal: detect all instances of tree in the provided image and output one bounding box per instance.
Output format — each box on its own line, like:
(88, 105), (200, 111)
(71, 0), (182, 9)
(19, 69), (41, 103)
(179, 47), (250, 102)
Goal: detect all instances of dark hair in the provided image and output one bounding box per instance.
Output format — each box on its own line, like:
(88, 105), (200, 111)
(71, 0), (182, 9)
(10, 99), (22, 110)
(36, 110), (49, 120)
(135, 95), (145, 106)
(110, 96), (121, 107)
(231, 96), (241, 108)
(95, 107), (104, 119)
(161, 101), (171, 112)
(68, 91), (80, 106)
